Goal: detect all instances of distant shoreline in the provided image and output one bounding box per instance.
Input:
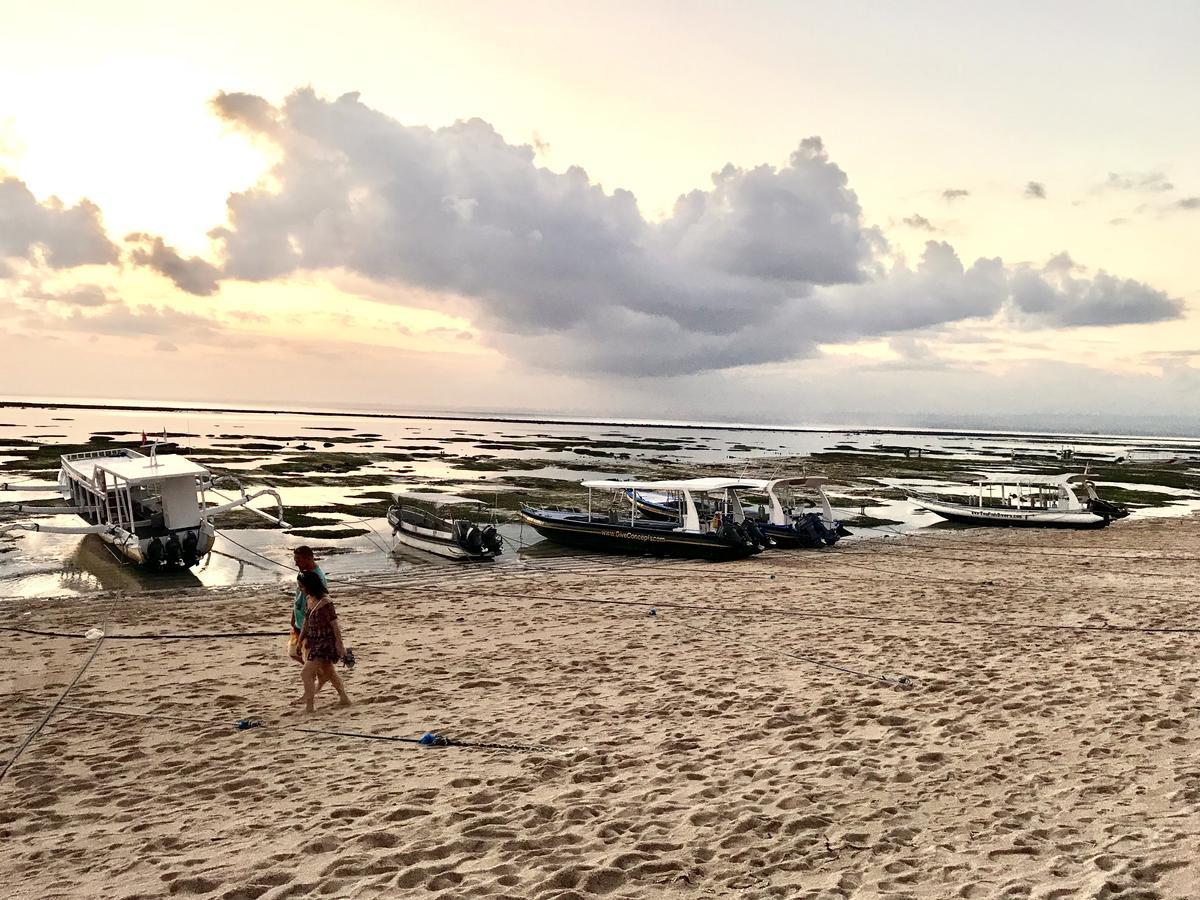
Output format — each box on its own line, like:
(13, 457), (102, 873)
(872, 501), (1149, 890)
(0, 399), (1192, 447)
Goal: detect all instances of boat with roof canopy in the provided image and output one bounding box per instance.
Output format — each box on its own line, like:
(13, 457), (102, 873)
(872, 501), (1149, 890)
(0, 443), (288, 568)
(520, 478), (769, 560)
(387, 492), (502, 560)
(630, 476), (847, 549)
(910, 473), (1128, 529)
(739, 476), (849, 547)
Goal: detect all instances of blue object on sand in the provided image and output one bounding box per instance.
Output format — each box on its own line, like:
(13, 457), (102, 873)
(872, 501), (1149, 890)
(235, 719), (261, 731)
(419, 731), (451, 746)
(649, 607), (657, 617)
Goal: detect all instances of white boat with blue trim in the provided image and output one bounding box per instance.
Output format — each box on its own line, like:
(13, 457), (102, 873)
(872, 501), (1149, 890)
(911, 473), (1128, 529)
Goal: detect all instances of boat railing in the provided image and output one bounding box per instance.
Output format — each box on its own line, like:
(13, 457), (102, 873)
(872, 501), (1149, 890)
(62, 448), (131, 462)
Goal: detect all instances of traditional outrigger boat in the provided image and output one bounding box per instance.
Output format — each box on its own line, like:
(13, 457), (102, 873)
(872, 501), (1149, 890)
(740, 477), (848, 547)
(386, 492), (502, 561)
(0, 445), (288, 568)
(521, 478), (769, 560)
(911, 473), (1128, 529)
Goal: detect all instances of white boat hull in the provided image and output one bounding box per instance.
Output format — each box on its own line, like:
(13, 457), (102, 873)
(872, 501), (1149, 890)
(915, 497), (1110, 529)
(387, 510), (498, 561)
(97, 521), (217, 566)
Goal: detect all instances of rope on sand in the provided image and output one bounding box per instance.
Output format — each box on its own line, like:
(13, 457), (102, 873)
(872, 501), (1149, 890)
(0, 624), (289, 640)
(0, 635), (106, 783)
(24, 699), (564, 754)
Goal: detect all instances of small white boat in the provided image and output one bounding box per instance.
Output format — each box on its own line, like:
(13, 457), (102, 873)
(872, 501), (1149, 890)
(387, 492), (502, 560)
(911, 473), (1128, 529)
(1, 444), (288, 568)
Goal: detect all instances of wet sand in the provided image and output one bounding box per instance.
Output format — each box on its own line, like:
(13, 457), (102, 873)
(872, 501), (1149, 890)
(2, 518), (1199, 898)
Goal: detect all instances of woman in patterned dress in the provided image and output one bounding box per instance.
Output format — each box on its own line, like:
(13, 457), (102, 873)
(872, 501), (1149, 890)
(298, 570), (351, 712)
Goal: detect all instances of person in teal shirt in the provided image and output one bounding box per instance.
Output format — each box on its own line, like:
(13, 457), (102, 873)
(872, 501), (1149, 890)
(290, 545), (329, 704)
(292, 545), (326, 631)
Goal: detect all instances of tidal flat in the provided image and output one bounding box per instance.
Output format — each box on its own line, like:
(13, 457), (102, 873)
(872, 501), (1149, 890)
(3, 401), (1200, 598)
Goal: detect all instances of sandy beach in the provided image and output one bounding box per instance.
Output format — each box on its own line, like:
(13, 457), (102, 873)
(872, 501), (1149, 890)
(3, 518), (1199, 899)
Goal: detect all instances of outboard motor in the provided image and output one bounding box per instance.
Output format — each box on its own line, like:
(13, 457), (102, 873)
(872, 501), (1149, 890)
(146, 536), (164, 567)
(742, 518), (770, 550)
(812, 517), (840, 546)
(481, 525), (502, 555)
(182, 530), (199, 566)
(456, 521), (484, 553)
(1089, 498), (1129, 521)
(793, 514), (825, 549)
(717, 519), (741, 546)
(165, 533), (183, 566)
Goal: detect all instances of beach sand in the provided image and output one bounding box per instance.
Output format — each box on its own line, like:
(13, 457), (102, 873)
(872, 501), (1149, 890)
(2, 518), (1199, 899)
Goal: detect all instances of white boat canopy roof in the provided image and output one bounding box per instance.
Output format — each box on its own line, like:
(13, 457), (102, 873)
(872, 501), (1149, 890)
(392, 491), (486, 506)
(95, 455), (210, 484)
(581, 477), (762, 492)
(738, 476), (829, 491)
(974, 473), (1091, 487)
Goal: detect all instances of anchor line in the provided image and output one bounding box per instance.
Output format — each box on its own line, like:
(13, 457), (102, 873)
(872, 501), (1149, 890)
(1, 635), (106, 782)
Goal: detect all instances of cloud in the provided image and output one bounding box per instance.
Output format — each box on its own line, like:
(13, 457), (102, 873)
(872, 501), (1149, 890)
(48, 300), (224, 341)
(207, 89), (881, 372)
(0, 176), (118, 269)
(1102, 171), (1174, 193)
(1176, 197), (1200, 210)
(28, 284), (111, 307)
(806, 241), (1009, 341)
(901, 214), (937, 231)
(191, 88), (1178, 375)
(1010, 255), (1182, 327)
(210, 91), (281, 138)
(1024, 181), (1047, 199)
(941, 188), (970, 202)
(126, 233), (221, 296)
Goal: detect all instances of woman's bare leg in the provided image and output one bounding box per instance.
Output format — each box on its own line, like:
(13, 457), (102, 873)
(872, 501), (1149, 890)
(293, 662), (330, 706)
(324, 663), (351, 706)
(301, 660), (321, 712)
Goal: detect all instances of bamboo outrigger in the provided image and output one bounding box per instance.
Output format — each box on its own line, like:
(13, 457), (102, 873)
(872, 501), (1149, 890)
(1, 444), (288, 569)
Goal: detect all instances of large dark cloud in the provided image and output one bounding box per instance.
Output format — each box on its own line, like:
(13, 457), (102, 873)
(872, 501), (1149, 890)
(197, 89), (1181, 374)
(207, 89), (886, 371)
(0, 89), (1108, 374)
(0, 176), (118, 268)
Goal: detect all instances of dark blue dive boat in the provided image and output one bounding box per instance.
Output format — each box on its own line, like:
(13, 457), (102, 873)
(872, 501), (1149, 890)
(520, 478), (768, 561)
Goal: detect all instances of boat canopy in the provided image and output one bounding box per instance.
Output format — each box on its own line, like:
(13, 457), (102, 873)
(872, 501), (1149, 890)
(94, 454), (209, 484)
(739, 476), (829, 491)
(392, 491), (486, 506)
(583, 477), (762, 532)
(582, 477), (760, 492)
(738, 477), (833, 526)
(974, 474), (1091, 487)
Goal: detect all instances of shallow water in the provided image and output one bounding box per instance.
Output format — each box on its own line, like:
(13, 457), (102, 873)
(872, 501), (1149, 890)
(3, 402), (1199, 599)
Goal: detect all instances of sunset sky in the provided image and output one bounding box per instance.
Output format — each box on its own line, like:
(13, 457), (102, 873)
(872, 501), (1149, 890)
(2, 1), (1198, 428)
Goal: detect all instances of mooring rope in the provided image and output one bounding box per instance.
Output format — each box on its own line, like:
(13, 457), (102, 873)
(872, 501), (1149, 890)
(1, 635), (106, 783)
(24, 699), (564, 754)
